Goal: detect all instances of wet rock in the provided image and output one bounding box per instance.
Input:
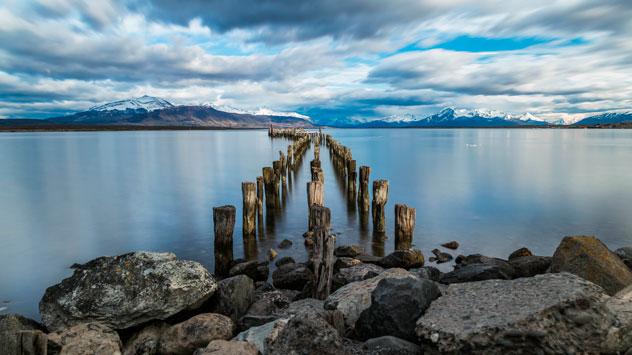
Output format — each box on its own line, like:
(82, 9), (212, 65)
(333, 264), (384, 290)
(335, 245), (364, 258)
(229, 260), (269, 282)
(615, 246), (632, 269)
(409, 266), (442, 282)
(431, 248), (452, 264)
(272, 263), (314, 294)
(274, 256), (295, 267)
(440, 263), (513, 284)
(508, 247), (533, 260)
(212, 275), (255, 322)
(324, 268), (415, 331)
(234, 318), (288, 355)
(550, 236), (632, 295)
(334, 257), (362, 272)
(362, 336), (422, 355)
(356, 277), (440, 341)
(454, 254), (466, 264)
(0, 314), (47, 355)
(416, 273), (613, 353)
(377, 249), (424, 269)
(47, 322), (122, 355)
(356, 254), (382, 265)
(603, 285), (632, 353)
(193, 340), (258, 355)
(441, 241), (459, 250)
(159, 313), (235, 355)
(268, 249), (278, 260)
(509, 256), (552, 278)
(40, 252), (217, 331)
(122, 321), (168, 355)
(277, 239), (292, 249)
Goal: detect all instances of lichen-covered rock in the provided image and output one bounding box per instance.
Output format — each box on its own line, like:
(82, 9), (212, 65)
(362, 336), (422, 355)
(159, 313), (235, 355)
(40, 252), (217, 331)
(122, 321), (168, 355)
(332, 264), (384, 290)
(0, 314), (47, 355)
(229, 260), (269, 282)
(509, 256), (551, 278)
(356, 277), (440, 341)
(416, 273), (614, 353)
(377, 249), (424, 269)
(193, 340), (258, 355)
(508, 247), (533, 260)
(234, 318), (288, 355)
(212, 275), (255, 322)
(324, 268), (415, 331)
(47, 322), (122, 355)
(550, 236), (632, 295)
(602, 284), (632, 353)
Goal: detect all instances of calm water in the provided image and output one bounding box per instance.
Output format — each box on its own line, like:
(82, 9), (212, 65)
(1, 129), (632, 319)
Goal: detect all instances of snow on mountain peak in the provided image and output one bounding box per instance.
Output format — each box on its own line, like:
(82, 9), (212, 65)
(89, 95), (174, 112)
(208, 103), (310, 121)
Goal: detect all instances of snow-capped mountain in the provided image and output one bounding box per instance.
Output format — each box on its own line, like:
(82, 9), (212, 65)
(380, 113), (416, 123)
(574, 111), (632, 125)
(89, 95), (174, 112)
(207, 104), (310, 121)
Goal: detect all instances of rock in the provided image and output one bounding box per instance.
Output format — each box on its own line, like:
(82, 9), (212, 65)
(356, 254), (382, 265)
(333, 264), (384, 290)
(409, 266), (442, 282)
(0, 314), (47, 355)
(603, 284), (632, 353)
(441, 241), (459, 250)
(267, 312), (356, 355)
(416, 273), (614, 353)
(47, 322), (122, 355)
(615, 246), (632, 269)
(509, 256), (551, 278)
(272, 263), (314, 293)
(335, 245), (364, 258)
(122, 321), (168, 355)
(508, 247), (533, 260)
(159, 313), (235, 355)
(274, 256), (295, 267)
(277, 239), (292, 249)
(234, 318), (288, 355)
(440, 263), (513, 284)
(362, 336), (422, 355)
(229, 260), (269, 282)
(431, 248), (452, 264)
(212, 275), (255, 322)
(40, 252), (217, 331)
(334, 257), (362, 272)
(454, 254), (466, 264)
(193, 340), (258, 355)
(324, 268), (415, 331)
(247, 289), (299, 316)
(356, 277), (440, 341)
(268, 249), (278, 260)
(377, 249), (424, 269)
(550, 236), (632, 295)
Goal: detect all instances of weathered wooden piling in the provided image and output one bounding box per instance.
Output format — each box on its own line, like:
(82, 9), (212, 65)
(308, 202), (330, 230)
(262, 167), (276, 210)
(347, 159), (357, 199)
(242, 182), (257, 238)
(372, 179), (389, 235)
(313, 226), (335, 300)
(287, 145), (293, 170)
(307, 181), (325, 231)
(394, 203), (415, 250)
(256, 176), (264, 222)
(358, 166), (371, 212)
(213, 205), (235, 277)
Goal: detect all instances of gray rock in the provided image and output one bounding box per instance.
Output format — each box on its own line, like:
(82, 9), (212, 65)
(508, 247), (533, 260)
(234, 318), (288, 355)
(440, 241), (459, 250)
(159, 313), (235, 355)
(122, 321), (168, 355)
(0, 314), (47, 355)
(324, 268), (415, 331)
(194, 339), (258, 355)
(334, 257), (362, 272)
(274, 256), (295, 267)
(615, 247), (632, 269)
(356, 254), (382, 265)
(377, 249), (424, 269)
(416, 273), (614, 353)
(603, 284), (632, 353)
(430, 248), (452, 264)
(272, 263), (314, 293)
(277, 239), (293, 249)
(40, 252), (217, 331)
(362, 336), (422, 355)
(229, 260), (269, 282)
(212, 275), (255, 322)
(409, 266), (442, 282)
(335, 245), (364, 258)
(47, 322), (122, 355)
(356, 277), (440, 341)
(550, 236), (632, 295)
(440, 263), (513, 284)
(239, 289), (300, 329)
(333, 264), (384, 290)
(509, 256), (551, 278)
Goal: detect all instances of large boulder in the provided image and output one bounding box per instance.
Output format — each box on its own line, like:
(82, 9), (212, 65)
(193, 340), (258, 355)
(416, 273), (614, 353)
(324, 268), (415, 331)
(550, 236), (632, 295)
(159, 313), (235, 355)
(47, 322), (122, 355)
(332, 264), (384, 290)
(40, 252), (217, 331)
(362, 336), (422, 355)
(615, 246), (632, 270)
(0, 314), (47, 355)
(409, 266), (442, 282)
(229, 260), (269, 282)
(509, 256), (551, 278)
(234, 318), (288, 355)
(356, 277), (440, 341)
(272, 263), (314, 294)
(377, 249), (424, 269)
(212, 275), (255, 322)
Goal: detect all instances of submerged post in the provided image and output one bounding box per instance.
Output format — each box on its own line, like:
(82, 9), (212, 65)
(372, 179), (389, 236)
(213, 205), (235, 277)
(358, 166), (371, 213)
(347, 159), (357, 200)
(242, 182), (256, 239)
(263, 167), (276, 210)
(394, 204), (415, 250)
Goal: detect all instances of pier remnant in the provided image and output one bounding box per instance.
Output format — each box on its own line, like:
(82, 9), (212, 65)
(262, 167), (276, 210)
(394, 204), (415, 250)
(213, 205), (235, 277)
(256, 176), (264, 226)
(372, 179), (389, 236)
(309, 205), (335, 299)
(358, 166), (371, 212)
(242, 182), (257, 238)
(347, 159), (357, 201)
(307, 181), (325, 230)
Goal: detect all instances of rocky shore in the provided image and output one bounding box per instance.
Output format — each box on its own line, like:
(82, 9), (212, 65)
(3, 235), (632, 354)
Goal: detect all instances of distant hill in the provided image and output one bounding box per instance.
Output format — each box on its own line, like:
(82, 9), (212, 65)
(574, 112), (632, 126)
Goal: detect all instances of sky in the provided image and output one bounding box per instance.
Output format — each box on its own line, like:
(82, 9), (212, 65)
(1, 0), (632, 122)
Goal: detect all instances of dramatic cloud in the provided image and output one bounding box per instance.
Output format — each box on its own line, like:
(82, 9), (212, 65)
(1, 0), (631, 120)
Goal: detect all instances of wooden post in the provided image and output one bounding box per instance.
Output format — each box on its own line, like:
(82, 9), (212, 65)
(309, 204), (331, 231)
(287, 145), (293, 170)
(372, 179), (389, 235)
(213, 205), (235, 277)
(313, 226), (335, 300)
(394, 204), (415, 250)
(242, 182), (256, 238)
(262, 167), (276, 210)
(358, 166), (371, 212)
(256, 176), (264, 222)
(307, 181), (324, 207)
(347, 159), (357, 200)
